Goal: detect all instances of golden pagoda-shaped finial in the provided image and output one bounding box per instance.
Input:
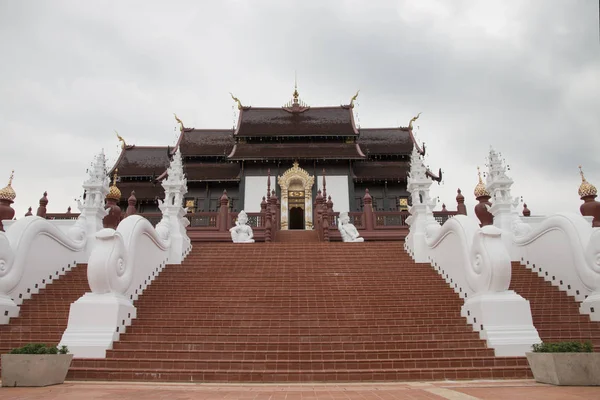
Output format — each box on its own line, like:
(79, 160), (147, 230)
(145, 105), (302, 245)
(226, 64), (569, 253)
(0, 170), (16, 201)
(349, 90), (360, 108)
(174, 113), (184, 132)
(293, 73), (299, 101)
(106, 169), (121, 201)
(474, 166), (490, 198)
(229, 92), (243, 110)
(115, 130), (126, 149)
(578, 165), (597, 198)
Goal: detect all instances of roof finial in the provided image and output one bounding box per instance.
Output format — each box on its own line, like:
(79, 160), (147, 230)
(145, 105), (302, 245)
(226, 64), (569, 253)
(229, 92), (243, 110)
(8, 170), (14, 186)
(350, 90), (360, 108)
(293, 71), (299, 101)
(408, 112), (422, 130)
(474, 166), (490, 198)
(174, 113), (184, 132)
(115, 130), (126, 149)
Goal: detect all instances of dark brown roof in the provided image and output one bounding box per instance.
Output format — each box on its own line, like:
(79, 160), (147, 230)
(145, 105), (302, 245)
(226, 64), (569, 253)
(179, 129), (234, 157)
(111, 146), (171, 177)
(235, 107), (358, 137)
(185, 163), (241, 181)
(352, 161), (410, 181)
(227, 143), (366, 160)
(358, 128), (413, 155)
(117, 182), (163, 200)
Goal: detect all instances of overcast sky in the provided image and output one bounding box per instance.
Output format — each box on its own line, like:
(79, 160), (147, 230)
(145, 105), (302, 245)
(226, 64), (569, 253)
(1, 0), (599, 218)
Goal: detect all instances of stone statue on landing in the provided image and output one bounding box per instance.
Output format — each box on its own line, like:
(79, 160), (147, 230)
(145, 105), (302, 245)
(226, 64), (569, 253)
(338, 211), (364, 242)
(230, 210), (255, 243)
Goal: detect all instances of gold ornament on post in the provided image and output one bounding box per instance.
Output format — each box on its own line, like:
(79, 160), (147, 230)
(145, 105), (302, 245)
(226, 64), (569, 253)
(106, 169), (122, 201)
(578, 165), (597, 198)
(0, 170), (16, 201)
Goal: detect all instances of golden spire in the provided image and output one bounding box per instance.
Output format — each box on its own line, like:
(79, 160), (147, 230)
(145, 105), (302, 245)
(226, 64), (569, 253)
(474, 166), (490, 198)
(349, 90), (360, 108)
(115, 130), (126, 149)
(408, 112), (422, 130)
(174, 113), (184, 132)
(106, 169), (122, 201)
(229, 92), (243, 110)
(578, 165), (597, 198)
(0, 170), (16, 201)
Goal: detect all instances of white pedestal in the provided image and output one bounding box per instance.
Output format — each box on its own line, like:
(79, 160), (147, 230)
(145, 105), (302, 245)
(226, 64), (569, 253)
(462, 291), (541, 356)
(59, 292), (136, 358)
(581, 292), (600, 321)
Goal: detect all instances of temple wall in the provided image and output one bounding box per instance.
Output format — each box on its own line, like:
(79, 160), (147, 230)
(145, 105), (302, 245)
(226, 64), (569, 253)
(316, 175), (350, 212)
(244, 176), (276, 212)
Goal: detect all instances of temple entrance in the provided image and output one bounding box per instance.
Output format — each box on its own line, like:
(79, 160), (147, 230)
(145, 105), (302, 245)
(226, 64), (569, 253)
(278, 161), (315, 230)
(289, 207), (305, 229)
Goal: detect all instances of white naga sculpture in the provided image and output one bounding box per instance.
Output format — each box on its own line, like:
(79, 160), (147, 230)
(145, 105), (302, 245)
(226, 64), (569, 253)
(338, 211), (364, 242)
(230, 211), (255, 243)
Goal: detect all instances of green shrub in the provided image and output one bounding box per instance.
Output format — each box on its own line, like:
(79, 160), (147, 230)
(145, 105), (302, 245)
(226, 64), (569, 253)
(9, 343), (69, 355)
(532, 341), (593, 353)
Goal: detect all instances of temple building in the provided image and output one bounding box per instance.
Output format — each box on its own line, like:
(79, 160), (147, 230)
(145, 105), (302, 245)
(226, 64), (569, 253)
(110, 88), (441, 230)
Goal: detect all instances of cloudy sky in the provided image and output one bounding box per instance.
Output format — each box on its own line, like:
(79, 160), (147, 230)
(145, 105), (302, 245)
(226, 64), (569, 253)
(1, 0), (599, 218)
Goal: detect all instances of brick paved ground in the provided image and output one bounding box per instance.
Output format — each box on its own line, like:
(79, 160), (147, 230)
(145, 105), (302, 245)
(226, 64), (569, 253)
(1, 380), (599, 399)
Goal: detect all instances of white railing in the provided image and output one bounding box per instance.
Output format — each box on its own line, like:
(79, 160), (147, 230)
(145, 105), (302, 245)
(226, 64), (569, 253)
(414, 215), (541, 356)
(0, 217), (87, 324)
(512, 212), (600, 320)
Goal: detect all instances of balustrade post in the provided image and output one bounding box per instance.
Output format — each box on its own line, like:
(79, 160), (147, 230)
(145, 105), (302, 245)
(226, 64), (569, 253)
(265, 206), (272, 242)
(269, 189), (278, 232)
(363, 189), (375, 231)
(219, 190), (229, 232)
(126, 191), (138, 217)
(456, 189), (467, 216)
(36, 191), (48, 219)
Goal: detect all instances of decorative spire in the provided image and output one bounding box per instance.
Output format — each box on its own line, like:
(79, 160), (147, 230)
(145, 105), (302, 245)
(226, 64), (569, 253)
(106, 169), (122, 201)
(578, 165), (597, 198)
(284, 77), (308, 110)
(0, 170), (16, 202)
(474, 167), (490, 198)
(322, 169), (327, 199)
(25, 207), (32, 216)
(174, 113), (184, 132)
(456, 188), (467, 216)
(293, 74), (299, 101)
(523, 203), (531, 217)
(229, 92), (243, 110)
(349, 90), (360, 108)
(115, 130), (126, 150)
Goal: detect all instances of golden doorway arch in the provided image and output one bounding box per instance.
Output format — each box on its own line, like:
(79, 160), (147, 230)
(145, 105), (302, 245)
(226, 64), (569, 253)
(277, 161), (315, 230)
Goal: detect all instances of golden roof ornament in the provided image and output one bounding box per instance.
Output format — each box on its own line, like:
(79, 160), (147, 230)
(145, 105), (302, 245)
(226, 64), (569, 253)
(474, 167), (490, 198)
(408, 112), (422, 130)
(174, 113), (184, 132)
(349, 90), (360, 108)
(0, 170), (16, 201)
(229, 92), (243, 110)
(578, 165), (597, 198)
(115, 130), (126, 149)
(106, 169), (122, 201)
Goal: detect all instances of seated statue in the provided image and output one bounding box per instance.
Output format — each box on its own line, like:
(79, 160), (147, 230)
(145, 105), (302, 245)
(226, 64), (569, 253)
(338, 211), (364, 242)
(230, 210), (255, 243)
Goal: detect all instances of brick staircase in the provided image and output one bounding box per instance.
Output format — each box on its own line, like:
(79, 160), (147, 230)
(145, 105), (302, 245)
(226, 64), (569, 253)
(68, 242), (530, 382)
(0, 264), (90, 370)
(275, 230), (320, 242)
(509, 262), (600, 350)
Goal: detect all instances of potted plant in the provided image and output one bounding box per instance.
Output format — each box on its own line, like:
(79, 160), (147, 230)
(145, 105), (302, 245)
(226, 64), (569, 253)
(1, 343), (72, 387)
(526, 341), (599, 386)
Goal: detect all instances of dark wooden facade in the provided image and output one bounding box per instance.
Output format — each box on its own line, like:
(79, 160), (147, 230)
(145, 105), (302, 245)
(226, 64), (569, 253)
(110, 92), (440, 215)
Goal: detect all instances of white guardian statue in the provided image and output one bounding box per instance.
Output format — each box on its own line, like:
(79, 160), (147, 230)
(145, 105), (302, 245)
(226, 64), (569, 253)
(230, 211), (255, 243)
